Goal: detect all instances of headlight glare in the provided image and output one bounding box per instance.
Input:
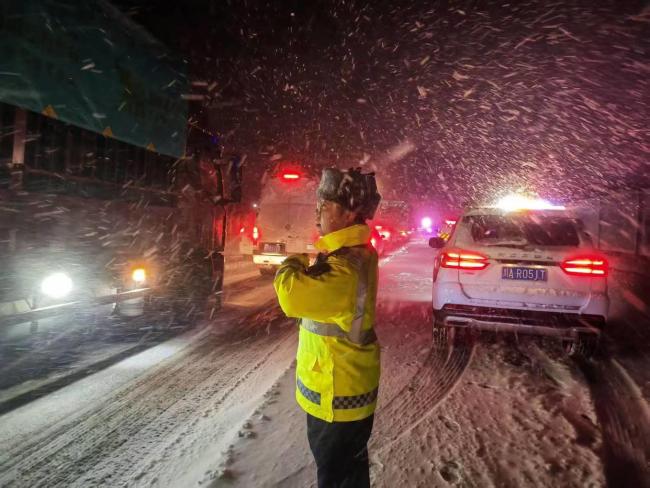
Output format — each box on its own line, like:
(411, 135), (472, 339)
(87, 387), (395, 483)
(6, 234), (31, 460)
(132, 268), (147, 284)
(41, 272), (73, 299)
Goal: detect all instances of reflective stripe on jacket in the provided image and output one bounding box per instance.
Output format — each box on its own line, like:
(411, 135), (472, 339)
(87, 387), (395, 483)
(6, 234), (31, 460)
(273, 224), (380, 422)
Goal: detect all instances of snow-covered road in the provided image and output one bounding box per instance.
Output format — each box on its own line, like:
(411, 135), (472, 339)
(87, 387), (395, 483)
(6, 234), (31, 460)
(0, 273), (296, 487)
(1, 241), (648, 488)
(215, 241), (650, 488)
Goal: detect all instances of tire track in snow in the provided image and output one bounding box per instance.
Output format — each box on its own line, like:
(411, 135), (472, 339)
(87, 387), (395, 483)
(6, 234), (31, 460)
(1, 338), (198, 477)
(373, 331), (475, 451)
(92, 325), (296, 487)
(1, 325), (251, 484)
(0, 304), (292, 487)
(3, 321), (287, 487)
(578, 355), (650, 488)
(0, 304), (267, 458)
(516, 342), (603, 454)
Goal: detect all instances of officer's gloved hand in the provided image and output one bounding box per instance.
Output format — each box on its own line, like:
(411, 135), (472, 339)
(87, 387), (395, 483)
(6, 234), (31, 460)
(305, 252), (331, 277)
(282, 253), (309, 270)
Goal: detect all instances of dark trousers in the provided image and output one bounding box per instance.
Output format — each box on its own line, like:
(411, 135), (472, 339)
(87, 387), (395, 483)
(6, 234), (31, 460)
(307, 413), (374, 488)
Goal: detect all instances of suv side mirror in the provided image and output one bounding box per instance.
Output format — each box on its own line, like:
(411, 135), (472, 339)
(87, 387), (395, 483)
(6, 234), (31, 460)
(428, 237), (446, 249)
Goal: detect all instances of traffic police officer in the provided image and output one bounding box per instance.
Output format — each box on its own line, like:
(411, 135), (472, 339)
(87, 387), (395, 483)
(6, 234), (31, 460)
(274, 167), (382, 488)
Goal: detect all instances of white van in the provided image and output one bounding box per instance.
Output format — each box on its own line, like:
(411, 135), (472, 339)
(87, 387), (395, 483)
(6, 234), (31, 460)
(252, 170), (319, 274)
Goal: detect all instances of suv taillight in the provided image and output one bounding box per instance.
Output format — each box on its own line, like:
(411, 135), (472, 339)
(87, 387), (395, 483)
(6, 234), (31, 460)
(252, 226), (260, 244)
(561, 256), (608, 277)
(440, 249), (489, 270)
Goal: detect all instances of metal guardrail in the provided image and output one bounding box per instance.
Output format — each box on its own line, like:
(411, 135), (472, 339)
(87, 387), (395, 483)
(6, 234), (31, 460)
(0, 288), (150, 327)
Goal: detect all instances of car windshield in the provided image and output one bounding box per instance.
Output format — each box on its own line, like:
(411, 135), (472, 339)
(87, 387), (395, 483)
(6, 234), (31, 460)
(467, 214), (581, 247)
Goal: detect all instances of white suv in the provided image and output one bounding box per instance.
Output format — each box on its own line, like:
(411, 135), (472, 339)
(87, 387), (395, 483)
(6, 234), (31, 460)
(429, 207), (609, 355)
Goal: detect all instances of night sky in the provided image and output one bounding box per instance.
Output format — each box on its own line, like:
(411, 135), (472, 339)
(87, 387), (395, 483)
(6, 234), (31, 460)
(117, 0), (650, 206)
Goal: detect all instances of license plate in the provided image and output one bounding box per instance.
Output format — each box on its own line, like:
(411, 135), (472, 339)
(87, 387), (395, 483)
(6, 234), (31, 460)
(502, 267), (547, 282)
(263, 243), (282, 254)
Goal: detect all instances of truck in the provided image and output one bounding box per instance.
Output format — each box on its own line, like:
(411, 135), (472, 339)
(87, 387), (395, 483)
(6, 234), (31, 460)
(0, 0), (241, 335)
(252, 167), (320, 274)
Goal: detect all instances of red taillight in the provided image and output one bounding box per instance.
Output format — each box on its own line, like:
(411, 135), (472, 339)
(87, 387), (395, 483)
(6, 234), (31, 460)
(561, 256), (608, 277)
(440, 249), (489, 270)
(281, 172), (300, 180)
(252, 226), (260, 242)
(370, 237), (377, 248)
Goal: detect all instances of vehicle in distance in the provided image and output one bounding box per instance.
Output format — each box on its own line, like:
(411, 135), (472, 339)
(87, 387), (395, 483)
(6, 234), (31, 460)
(252, 168), (320, 274)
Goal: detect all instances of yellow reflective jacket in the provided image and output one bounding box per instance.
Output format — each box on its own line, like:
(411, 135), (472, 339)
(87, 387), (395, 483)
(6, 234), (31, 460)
(274, 224), (380, 422)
